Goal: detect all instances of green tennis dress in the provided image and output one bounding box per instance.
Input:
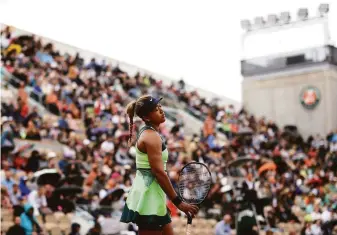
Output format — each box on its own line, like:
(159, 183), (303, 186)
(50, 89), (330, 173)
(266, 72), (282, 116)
(120, 125), (172, 226)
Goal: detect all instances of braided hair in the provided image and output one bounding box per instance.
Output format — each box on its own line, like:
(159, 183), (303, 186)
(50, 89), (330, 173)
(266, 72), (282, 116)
(126, 100), (137, 146)
(125, 95), (153, 147)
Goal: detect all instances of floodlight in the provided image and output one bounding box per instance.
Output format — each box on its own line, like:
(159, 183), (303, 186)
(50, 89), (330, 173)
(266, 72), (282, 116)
(253, 16), (265, 28)
(297, 8), (309, 20)
(318, 3), (329, 16)
(280, 12), (291, 24)
(240, 19), (251, 31)
(267, 14), (278, 25)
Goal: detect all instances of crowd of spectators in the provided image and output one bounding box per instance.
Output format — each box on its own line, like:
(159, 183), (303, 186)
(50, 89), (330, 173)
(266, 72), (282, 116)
(1, 25), (337, 235)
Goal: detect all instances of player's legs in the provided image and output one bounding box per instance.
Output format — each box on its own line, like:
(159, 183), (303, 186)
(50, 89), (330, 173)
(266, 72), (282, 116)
(138, 222), (174, 235)
(138, 224), (163, 235)
(138, 229), (162, 235)
(163, 222), (174, 235)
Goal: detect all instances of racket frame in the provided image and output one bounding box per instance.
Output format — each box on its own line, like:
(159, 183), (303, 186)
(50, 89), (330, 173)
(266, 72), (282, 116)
(177, 162), (212, 235)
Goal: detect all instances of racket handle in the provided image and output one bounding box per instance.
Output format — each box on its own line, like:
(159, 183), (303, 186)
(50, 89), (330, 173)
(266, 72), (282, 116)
(186, 223), (192, 235)
(186, 216), (192, 235)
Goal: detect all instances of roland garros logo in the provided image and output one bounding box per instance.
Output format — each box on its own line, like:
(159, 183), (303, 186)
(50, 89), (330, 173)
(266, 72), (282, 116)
(300, 86), (321, 109)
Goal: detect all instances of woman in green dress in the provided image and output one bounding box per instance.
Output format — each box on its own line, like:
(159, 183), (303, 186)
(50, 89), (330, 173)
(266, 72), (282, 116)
(120, 95), (198, 235)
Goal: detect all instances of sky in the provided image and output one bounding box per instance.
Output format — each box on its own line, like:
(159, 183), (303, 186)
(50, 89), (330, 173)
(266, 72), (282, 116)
(1, 0), (335, 102)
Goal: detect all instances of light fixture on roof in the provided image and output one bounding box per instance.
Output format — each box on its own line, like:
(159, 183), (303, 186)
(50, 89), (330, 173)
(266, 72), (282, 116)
(318, 3), (329, 16)
(279, 12), (291, 24)
(297, 8), (309, 20)
(253, 16), (265, 29)
(267, 14), (278, 26)
(240, 19), (251, 31)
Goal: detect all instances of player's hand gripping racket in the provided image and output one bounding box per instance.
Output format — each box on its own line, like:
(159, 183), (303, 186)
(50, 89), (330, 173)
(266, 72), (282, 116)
(177, 162), (212, 235)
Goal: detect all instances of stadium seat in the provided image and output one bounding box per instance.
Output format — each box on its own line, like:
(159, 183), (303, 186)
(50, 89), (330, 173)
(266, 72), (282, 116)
(44, 222), (57, 232)
(2, 212), (13, 222)
(36, 215), (44, 225)
(1, 221), (13, 232)
(2, 208), (11, 216)
(173, 217), (185, 227)
(46, 213), (56, 223)
(208, 218), (217, 227)
(173, 226), (184, 234)
(54, 211), (66, 222)
(50, 225), (61, 235)
(60, 222), (71, 234)
(66, 212), (74, 221)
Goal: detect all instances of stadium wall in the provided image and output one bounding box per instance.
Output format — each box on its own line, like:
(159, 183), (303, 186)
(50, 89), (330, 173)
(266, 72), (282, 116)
(242, 65), (337, 138)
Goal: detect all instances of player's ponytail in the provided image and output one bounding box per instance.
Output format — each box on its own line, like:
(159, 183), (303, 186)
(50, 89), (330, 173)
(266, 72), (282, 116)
(126, 100), (137, 146)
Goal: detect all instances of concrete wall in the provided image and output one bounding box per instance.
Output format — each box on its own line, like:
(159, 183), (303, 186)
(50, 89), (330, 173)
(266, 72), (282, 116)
(242, 65), (337, 137)
(330, 69), (337, 132)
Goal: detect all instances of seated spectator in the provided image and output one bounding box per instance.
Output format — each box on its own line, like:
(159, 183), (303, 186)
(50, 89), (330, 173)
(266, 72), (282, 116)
(27, 187), (48, 217)
(6, 216), (25, 235)
(203, 112), (216, 139)
(20, 203), (43, 235)
(1, 186), (12, 209)
(1, 171), (15, 194)
(215, 214), (232, 235)
(9, 184), (22, 206)
(69, 223), (81, 235)
(45, 91), (61, 115)
(1, 122), (16, 154)
(25, 120), (41, 140)
(58, 112), (69, 130)
(25, 151), (40, 173)
(14, 98), (29, 123)
(17, 82), (28, 104)
(86, 221), (101, 235)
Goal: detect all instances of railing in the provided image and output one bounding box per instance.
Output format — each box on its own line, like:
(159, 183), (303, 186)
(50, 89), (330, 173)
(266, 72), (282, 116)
(241, 45), (337, 76)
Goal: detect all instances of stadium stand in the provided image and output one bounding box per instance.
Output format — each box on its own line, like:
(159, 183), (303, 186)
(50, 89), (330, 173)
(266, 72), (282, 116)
(1, 25), (337, 235)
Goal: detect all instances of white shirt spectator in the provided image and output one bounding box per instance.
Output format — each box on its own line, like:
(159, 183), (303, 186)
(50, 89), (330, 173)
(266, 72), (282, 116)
(0, 34), (10, 48)
(310, 211), (322, 221)
(330, 142), (337, 152)
(101, 140), (114, 153)
(111, 115), (120, 124)
(99, 189), (108, 199)
(28, 190), (47, 216)
(41, 81), (54, 95)
(1, 87), (14, 101)
(311, 223), (323, 235)
(321, 209), (331, 223)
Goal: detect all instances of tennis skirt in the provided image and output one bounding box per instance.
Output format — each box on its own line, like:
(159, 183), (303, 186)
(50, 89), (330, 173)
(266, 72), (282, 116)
(120, 169), (172, 226)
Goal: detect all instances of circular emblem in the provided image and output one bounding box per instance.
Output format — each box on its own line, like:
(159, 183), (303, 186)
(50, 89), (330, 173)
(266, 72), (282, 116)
(300, 86), (321, 109)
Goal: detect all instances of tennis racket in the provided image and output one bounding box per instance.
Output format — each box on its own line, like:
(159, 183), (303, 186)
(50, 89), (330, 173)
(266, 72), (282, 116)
(177, 162), (212, 235)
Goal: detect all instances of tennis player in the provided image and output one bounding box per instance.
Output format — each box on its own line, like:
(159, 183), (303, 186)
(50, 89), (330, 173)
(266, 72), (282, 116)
(120, 95), (199, 235)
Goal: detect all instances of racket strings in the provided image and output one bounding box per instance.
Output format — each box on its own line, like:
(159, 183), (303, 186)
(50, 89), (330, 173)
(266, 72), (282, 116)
(178, 163), (212, 204)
